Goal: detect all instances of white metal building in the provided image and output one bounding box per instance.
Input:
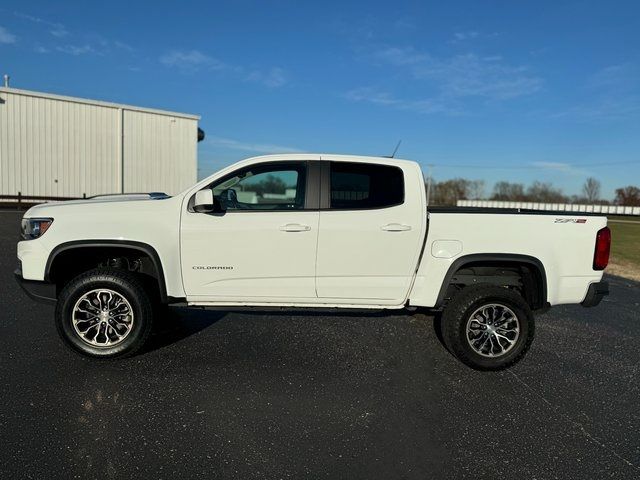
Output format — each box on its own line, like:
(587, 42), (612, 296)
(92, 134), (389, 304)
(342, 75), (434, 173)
(0, 87), (200, 198)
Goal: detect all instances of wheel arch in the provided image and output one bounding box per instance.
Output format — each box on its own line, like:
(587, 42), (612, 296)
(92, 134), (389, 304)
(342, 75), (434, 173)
(45, 240), (168, 302)
(435, 253), (548, 310)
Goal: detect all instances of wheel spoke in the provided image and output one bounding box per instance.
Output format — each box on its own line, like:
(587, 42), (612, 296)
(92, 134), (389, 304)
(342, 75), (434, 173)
(466, 303), (520, 358)
(477, 334), (491, 353)
(72, 289), (134, 348)
(493, 311), (511, 327)
(76, 318), (99, 333)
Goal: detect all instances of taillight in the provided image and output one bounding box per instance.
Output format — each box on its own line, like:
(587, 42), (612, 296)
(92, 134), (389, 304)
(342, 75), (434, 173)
(593, 226), (611, 270)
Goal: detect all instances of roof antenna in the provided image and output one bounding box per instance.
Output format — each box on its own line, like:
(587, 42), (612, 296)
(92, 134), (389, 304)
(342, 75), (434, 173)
(384, 140), (402, 158)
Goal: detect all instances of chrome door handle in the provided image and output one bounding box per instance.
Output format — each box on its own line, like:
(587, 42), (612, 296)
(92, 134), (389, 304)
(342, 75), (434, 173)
(381, 223), (412, 232)
(279, 223), (311, 232)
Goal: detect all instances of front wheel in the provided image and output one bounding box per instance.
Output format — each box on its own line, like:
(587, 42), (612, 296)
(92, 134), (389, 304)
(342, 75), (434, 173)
(441, 285), (535, 371)
(55, 268), (154, 358)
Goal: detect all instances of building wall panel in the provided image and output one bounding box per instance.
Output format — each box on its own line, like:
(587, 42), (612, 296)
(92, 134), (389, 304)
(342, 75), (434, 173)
(123, 110), (197, 195)
(0, 90), (120, 197)
(0, 88), (198, 199)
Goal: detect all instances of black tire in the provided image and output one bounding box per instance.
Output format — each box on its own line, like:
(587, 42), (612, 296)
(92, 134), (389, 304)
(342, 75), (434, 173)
(55, 268), (154, 359)
(440, 285), (535, 371)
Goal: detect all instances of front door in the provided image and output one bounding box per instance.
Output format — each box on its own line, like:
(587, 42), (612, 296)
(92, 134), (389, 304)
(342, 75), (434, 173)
(181, 161), (319, 301)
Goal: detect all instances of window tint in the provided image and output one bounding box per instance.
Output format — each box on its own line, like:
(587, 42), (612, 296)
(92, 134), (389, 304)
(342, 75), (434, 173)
(211, 163), (306, 210)
(330, 162), (404, 209)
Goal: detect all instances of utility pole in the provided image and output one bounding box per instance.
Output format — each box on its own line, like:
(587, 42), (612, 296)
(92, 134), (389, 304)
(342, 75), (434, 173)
(425, 164), (434, 206)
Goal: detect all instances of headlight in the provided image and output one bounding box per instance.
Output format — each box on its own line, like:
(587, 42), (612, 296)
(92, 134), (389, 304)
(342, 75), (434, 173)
(21, 218), (53, 240)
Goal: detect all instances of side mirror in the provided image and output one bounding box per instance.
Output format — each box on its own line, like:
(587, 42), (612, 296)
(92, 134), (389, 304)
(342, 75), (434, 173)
(194, 190), (217, 213)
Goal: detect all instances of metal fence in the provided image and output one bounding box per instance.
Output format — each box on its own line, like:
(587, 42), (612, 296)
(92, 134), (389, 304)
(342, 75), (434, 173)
(457, 199), (640, 216)
(0, 193), (84, 210)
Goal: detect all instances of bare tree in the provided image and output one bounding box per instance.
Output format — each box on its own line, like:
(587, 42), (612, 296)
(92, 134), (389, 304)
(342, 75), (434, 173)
(614, 186), (640, 206)
(526, 181), (567, 203)
(467, 180), (485, 200)
(582, 177), (601, 203)
(491, 181), (526, 201)
(431, 178), (484, 205)
(432, 179), (468, 206)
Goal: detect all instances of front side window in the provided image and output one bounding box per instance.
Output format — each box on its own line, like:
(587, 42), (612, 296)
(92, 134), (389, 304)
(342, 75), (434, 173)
(211, 163), (306, 210)
(330, 162), (404, 209)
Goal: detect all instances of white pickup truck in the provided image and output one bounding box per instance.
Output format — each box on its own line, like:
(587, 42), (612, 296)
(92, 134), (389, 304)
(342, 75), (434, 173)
(15, 154), (611, 370)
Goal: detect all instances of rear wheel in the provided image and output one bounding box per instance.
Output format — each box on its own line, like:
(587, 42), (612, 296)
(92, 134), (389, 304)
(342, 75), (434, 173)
(441, 285), (535, 370)
(55, 268), (154, 358)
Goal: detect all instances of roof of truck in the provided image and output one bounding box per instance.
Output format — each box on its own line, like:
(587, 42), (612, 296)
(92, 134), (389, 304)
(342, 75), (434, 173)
(240, 153), (417, 165)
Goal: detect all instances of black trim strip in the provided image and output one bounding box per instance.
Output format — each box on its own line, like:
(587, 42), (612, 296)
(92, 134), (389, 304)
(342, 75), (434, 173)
(319, 162), (330, 209)
(14, 268), (57, 304)
(434, 253), (548, 308)
(305, 161), (321, 210)
(45, 240), (169, 302)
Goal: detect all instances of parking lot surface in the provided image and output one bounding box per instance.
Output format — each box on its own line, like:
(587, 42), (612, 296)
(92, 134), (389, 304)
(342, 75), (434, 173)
(1, 210), (639, 479)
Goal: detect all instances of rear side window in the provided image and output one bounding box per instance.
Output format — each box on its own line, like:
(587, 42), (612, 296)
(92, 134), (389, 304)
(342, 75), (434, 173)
(330, 162), (404, 209)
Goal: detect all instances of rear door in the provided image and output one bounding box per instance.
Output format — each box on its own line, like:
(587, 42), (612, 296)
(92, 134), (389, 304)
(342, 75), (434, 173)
(315, 160), (426, 303)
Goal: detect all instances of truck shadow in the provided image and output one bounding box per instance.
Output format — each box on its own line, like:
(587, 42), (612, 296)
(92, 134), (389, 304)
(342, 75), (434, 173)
(141, 306), (441, 355)
(142, 307), (228, 354)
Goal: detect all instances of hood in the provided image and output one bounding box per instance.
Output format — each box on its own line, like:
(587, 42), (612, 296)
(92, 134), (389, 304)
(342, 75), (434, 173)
(23, 192), (171, 217)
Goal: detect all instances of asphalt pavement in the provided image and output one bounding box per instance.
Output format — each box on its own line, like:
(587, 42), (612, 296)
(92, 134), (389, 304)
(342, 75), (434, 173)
(1, 210), (638, 479)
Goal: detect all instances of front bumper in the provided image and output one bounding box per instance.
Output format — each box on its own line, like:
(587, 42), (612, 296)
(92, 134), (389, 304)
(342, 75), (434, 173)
(14, 266), (57, 304)
(581, 280), (609, 308)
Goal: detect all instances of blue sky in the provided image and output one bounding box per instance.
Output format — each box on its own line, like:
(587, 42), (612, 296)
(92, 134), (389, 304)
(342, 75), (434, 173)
(1, 0), (639, 199)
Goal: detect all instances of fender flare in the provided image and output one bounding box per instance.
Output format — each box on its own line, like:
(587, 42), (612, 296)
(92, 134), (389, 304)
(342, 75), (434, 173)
(45, 240), (168, 302)
(434, 253), (548, 309)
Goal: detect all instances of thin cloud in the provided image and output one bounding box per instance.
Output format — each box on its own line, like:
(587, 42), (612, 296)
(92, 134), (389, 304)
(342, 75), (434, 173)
(418, 53), (543, 100)
(160, 49), (288, 88)
(552, 63), (640, 121)
(451, 31), (499, 43)
(370, 46), (428, 66)
(453, 31), (480, 41)
(159, 49), (228, 72)
(531, 161), (588, 177)
(14, 12), (68, 37)
(245, 67), (288, 88)
(372, 47), (543, 100)
(206, 136), (300, 154)
(114, 40), (134, 52)
(344, 87), (458, 115)
(348, 46), (542, 115)
(56, 44), (96, 56)
(0, 26), (17, 44)
(587, 62), (638, 90)
(551, 97), (640, 122)
(15, 12), (136, 57)
(50, 24), (69, 38)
